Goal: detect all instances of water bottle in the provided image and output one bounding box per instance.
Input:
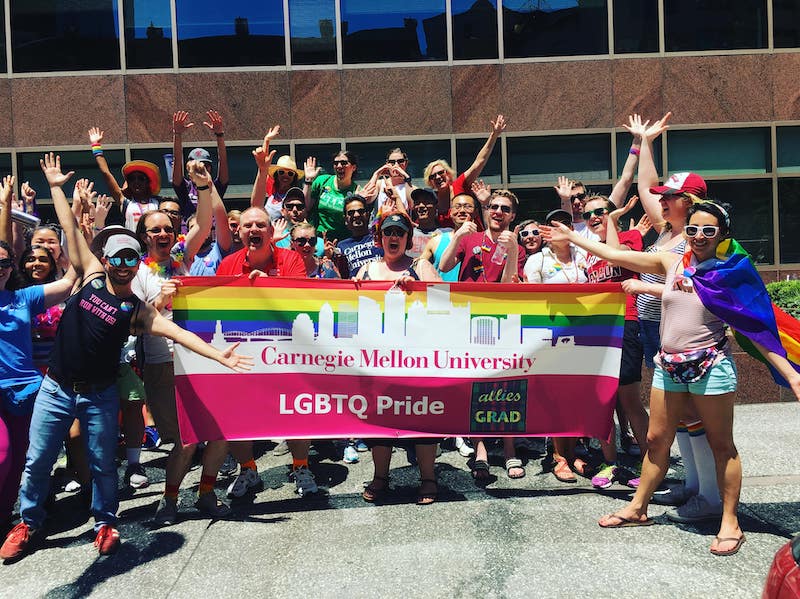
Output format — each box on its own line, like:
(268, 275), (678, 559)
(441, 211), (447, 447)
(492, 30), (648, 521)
(7, 208), (40, 228)
(490, 243), (507, 265)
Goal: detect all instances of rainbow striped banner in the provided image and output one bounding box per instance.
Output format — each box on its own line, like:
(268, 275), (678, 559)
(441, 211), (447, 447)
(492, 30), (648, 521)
(172, 277), (625, 443)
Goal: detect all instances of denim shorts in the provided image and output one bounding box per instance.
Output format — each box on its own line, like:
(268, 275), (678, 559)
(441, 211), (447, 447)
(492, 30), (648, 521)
(652, 355), (738, 395)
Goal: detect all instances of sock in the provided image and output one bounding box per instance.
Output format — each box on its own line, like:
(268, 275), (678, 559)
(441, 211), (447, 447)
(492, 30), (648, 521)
(241, 459), (257, 472)
(688, 424), (721, 507)
(676, 422), (698, 495)
(198, 474), (216, 496)
(126, 447), (141, 466)
(164, 484), (180, 501)
(292, 458), (308, 471)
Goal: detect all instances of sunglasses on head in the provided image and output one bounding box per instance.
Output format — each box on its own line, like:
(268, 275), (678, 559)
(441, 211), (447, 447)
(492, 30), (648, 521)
(0, 257), (13, 269)
(582, 207), (608, 220)
(386, 159), (406, 165)
(570, 192), (587, 202)
(107, 256), (139, 268)
(333, 160), (350, 166)
(683, 224), (720, 238)
(146, 226), (175, 234)
(519, 229), (540, 238)
(488, 203), (512, 213)
(383, 227), (406, 238)
(292, 236), (317, 246)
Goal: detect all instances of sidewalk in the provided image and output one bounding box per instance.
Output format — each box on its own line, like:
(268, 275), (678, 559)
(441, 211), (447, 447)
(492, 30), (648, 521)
(2, 402), (798, 598)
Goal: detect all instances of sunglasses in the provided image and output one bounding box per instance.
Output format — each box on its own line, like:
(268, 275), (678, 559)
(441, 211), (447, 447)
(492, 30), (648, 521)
(387, 159), (406, 165)
(428, 171), (448, 180)
(570, 192), (587, 202)
(382, 227), (407, 238)
(582, 207), (608, 220)
(276, 169), (296, 177)
(107, 256), (140, 267)
(333, 160), (350, 166)
(346, 208), (366, 217)
(292, 236), (317, 246)
(683, 224), (720, 238)
(284, 203), (305, 212)
(0, 257), (13, 269)
(488, 203), (512, 213)
(146, 226), (175, 234)
(519, 229), (540, 238)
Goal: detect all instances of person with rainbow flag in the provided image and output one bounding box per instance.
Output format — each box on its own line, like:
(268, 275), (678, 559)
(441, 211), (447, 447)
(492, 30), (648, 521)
(544, 200), (800, 557)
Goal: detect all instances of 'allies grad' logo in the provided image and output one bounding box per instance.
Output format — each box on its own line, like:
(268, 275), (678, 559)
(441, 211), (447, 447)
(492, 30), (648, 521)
(469, 379), (527, 434)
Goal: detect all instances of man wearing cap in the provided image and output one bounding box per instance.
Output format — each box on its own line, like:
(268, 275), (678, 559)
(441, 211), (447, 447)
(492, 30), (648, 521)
(336, 195), (383, 278)
(409, 187), (451, 258)
(274, 187), (325, 257)
(0, 154), (252, 562)
(171, 110), (230, 218)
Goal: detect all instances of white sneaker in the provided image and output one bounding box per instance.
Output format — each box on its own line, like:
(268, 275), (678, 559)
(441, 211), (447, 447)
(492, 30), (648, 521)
(291, 466), (318, 496)
(343, 445), (359, 464)
(124, 463), (149, 489)
(666, 495), (722, 523)
(454, 437), (475, 457)
(64, 479), (82, 493)
(226, 468), (262, 498)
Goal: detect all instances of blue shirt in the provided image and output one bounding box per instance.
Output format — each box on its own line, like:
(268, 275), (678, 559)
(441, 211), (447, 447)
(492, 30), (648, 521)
(0, 285), (45, 388)
(189, 242), (229, 276)
(338, 234), (383, 278)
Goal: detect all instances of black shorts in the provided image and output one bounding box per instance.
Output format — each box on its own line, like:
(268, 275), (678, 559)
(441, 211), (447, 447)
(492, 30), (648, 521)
(366, 438), (441, 449)
(619, 319), (643, 386)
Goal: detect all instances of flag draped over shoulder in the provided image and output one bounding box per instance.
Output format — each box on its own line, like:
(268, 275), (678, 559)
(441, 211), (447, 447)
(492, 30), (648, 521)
(687, 238), (800, 386)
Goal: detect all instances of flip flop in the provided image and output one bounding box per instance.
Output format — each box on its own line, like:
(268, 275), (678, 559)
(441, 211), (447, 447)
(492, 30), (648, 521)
(710, 534), (746, 556)
(598, 513), (655, 528)
(362, 476), (388, 503)
(505, 458), (526, 479)
(416, 479), (438, 506)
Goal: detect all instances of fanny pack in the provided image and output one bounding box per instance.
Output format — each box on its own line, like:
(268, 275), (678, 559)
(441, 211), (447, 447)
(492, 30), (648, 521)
(657, 338), (727, 384)
(1, 379), (42, 415)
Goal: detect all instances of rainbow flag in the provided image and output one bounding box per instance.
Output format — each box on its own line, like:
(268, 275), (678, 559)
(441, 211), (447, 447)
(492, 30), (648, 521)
(171, 278), (626, 443)
(689, 239), (800, 386)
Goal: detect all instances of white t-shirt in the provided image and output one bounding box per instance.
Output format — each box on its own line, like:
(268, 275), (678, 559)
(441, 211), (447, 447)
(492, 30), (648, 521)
(573, 220), (601, 242)
(373, 181), (410, 216)
(524, 245), (588, 284)
(123, 198), (161, 232)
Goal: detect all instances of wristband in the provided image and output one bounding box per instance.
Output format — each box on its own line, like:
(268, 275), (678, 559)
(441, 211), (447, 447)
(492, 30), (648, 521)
(92, 144), (103, 156)
(304, 179), (313, 185)
(214, 132), (225, 137)
(404, 177), (412, 184)
(196, 184), (210, 191)
(629, 147), (640, 156)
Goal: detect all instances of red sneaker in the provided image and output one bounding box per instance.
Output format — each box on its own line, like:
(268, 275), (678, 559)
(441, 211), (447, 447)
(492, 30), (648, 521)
(93, 525), (120, 555)
(0, 522), (35, 560)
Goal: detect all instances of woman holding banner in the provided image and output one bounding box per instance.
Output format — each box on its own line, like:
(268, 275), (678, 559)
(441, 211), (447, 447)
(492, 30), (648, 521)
(356, 211), (443, 505)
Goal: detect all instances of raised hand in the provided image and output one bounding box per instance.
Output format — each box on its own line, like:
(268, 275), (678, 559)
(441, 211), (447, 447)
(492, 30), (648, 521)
(186, 159), (212, 188)
(609, 195), (639, 223)
(21, 181), (36, 213)
(553, 175), (572, 201)
(252, 142), (276, 172)
(471, 179), (492, 206)
(622, 114), (649, 139)
(491, 114), (507, 135)
(634, 213), (653, 237)
(172, 110), (194, 135)
(40, 153), (75, 188)
(357, 179), (378, 202)
(203, 109), (225, 135)
(94, 194), (113, 228)
(88, 127), (104, 145)
(0, 175), (15, 205)
(643, 112), (671, 142)
(272, 217), (288, 241)
(264, 125), (280, 144)
(304, 157), (321, 182)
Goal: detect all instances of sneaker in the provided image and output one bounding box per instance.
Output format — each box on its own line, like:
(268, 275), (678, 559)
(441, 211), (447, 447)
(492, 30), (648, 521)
(591, 463), (619, 489)
(142, 426), (161, 450)
(272, 440), (290, 456)
(0, 522), (37, 560)
(124, 463), (149, 489)
(354, 439), (369, 453)
(621, 464), (642, 489)
(64, 479), (82, 493)
(219, 453), (238, 477)
(93, 525), (120, 555)
(194, 493), (231, 519)
(290, 466), (318, 497)
(455, 437), (475, 458)
(343, 444), (359, 464)
(154, 497), (179, 526)
(666, 495), (723, 523)
(226, 468), (263, 498)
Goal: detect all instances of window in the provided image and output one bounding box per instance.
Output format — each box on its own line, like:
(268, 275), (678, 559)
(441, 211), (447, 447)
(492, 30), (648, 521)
(295, 143), (343, 180)
(507, 134), (611, 184)
(341, 0), (447, 63)
(774, 0), (800, 48)
(11, 0), (121, 72)
(512, 185), (612, 224)
(709, 179), (773, 264)
(777, 127), (800, 175)
(124, 0), (173, 69)
(289, 0), (337, 64)
(503, 0), (608, 59)
(226, 144), (289, 196)
(666, 128), (771, 177)
(455, 138), (501, 185)
(613, 0), (658, 54)
(665, 0), (767, 52)
(345, 140), (451, 183)
(0, 4), (6, 73)
(452, 0), (498, 60)
(616, 133), (662, 179)
(17, 150), (126, 202)
(779, 179), (800, 263)
(176, 1), (285, 67)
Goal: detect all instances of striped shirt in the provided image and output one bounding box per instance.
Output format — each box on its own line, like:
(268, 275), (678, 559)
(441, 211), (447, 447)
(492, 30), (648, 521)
(636, 234), (687, 322)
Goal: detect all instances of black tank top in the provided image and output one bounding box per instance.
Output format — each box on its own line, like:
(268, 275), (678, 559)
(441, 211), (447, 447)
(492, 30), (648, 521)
(49, 274), (141, 383)
(362, 260), (421, 281)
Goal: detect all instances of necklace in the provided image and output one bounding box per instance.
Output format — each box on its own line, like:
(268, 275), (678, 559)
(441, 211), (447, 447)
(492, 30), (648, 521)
(552, 247), (579, 283)
(143, 255), (181, 278)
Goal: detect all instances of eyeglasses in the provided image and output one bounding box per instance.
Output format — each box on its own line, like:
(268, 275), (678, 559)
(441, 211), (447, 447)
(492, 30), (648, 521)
(386, 159), (406, 165)
(683, 224), (720, 238)
(519, 229), (540, 238)
(382, 227), (406, 237)
(0, 257), (13, 269)
(146, 226), (175, 234)
(346, 208), (366, 217)
(292, 236), (317, 246)
(451, 202), (475, 211)
(333, 160), (350, 166)
(582, 207), (608, 220)
(428, 170), (448, 180)
(107, 256), (140, 267)
(161, 209), (180, 217)
(284, 203), (305, 212)
(570, 192), (587, 202)
(488, 203), (512, 213)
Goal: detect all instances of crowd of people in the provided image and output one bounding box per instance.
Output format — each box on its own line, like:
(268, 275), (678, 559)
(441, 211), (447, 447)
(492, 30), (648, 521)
(1, 110), (798, 563)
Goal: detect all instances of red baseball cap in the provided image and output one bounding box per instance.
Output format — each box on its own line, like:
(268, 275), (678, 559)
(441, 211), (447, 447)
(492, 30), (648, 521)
(649, 172), (707, 198)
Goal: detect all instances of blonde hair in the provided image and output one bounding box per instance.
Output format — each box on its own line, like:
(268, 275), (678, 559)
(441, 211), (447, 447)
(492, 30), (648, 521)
(423, 159), (456, 183)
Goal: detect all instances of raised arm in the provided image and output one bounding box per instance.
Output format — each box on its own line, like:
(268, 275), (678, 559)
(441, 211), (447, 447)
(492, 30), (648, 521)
(626, 112), (672, 228)
(41, 153), (103, 278)
(171, 111), (193, 188)
(0, 175), (12, 245)
(204, 110), (229, 186)
(303, 157), (322, 211)
(88, 127), (123, 206)
(183, 160), (214, 265)
(462, 115), (506, 187)
(609, 115), (643, 205)
(554, 176), (574, 214)
(250, 128), (278, 209)
(605, 195), (639, 250)
(211, 182), (232, 253)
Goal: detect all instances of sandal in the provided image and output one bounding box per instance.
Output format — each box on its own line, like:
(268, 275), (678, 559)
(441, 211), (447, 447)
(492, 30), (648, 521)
(572, 458), (591, 477)
(362, 476), (388, 503)
(416, 479), (438, 506)
(471, 459), (490, 482)
(505, 458), (526, 479)
(553, 457), (576, 483)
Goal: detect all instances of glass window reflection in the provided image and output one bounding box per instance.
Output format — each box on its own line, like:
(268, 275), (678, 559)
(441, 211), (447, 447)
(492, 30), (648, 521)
(665, 0), (767, 52)
(667, 128), (770, 177)
(341, 0), (447, 63)
(290, 0), (337, 64)
(779, 178), (800, 263)
(176, 0), (285, 67)
(503, 0), (608, 59)
(507, 134), (611, 184)
(346, 140), (451, 183)
(778, 127), (800, 175)
(18, 150), (126, 202)
(11, 0), (121, 73)
(456, 138), (501, 185)
(613, 0), (658, 54)
(774, 0), (800, 48)
(124, 0), (172, 69)
(452, 0), (498, 60)
(708, 179), (772, 264)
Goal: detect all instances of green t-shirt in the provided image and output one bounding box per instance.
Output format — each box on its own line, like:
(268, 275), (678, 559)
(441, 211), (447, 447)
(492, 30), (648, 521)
(310, 174), (356, 241)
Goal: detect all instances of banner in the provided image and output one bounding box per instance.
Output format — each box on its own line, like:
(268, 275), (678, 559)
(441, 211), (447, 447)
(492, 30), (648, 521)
(173, 277), (625, 443)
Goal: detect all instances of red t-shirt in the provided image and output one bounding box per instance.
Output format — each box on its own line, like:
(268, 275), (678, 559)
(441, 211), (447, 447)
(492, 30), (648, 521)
(216, 246), (306, 278)
(585, 229), (643, 320)
(454, 231), (525, 282)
